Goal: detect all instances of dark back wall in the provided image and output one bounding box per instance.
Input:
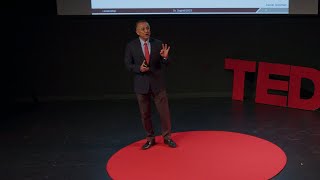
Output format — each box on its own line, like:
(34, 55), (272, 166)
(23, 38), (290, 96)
(14, 15), (320, 101)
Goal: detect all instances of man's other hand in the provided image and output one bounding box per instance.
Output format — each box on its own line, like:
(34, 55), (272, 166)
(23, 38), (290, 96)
(140, 64), (150, 72)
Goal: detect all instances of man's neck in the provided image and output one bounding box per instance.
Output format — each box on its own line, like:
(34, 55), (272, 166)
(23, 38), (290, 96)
(139, 37), (149, 42)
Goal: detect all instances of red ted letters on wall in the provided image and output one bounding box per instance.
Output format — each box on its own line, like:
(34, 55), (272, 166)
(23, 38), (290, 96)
(225, 58), (320, 111)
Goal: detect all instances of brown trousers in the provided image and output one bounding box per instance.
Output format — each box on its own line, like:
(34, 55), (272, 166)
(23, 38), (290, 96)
(136, 89), (171, 141)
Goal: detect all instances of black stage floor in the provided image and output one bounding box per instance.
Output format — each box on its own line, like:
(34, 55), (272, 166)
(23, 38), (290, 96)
(2, 98), (320, 180)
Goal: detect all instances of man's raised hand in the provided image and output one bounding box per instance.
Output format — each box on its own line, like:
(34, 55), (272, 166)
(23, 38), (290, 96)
(160, 43), (170, 59)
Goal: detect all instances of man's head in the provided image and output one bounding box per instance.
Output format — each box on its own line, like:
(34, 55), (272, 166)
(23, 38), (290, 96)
(136, 20), (151, 41)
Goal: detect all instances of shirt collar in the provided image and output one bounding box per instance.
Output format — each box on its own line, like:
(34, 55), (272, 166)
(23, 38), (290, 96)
(139, 37), (149, 45)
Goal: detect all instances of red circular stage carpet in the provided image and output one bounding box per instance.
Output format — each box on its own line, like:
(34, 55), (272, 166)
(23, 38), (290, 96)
(106, 131), (287, 180)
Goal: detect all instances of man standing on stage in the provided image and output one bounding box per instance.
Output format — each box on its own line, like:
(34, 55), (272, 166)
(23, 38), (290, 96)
(124, 20), (177, 150)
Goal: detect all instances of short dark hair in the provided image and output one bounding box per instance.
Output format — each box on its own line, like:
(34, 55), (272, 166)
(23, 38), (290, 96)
(135, 19), (149, 29)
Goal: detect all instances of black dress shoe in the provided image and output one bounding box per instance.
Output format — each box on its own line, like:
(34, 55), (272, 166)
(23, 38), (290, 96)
(141, 139), (156, 150)
(164, 139), (177, 148)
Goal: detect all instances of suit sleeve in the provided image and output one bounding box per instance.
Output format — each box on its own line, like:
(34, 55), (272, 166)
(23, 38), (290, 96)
(160, 56), (171, 65)
(124, 43), (141, 74)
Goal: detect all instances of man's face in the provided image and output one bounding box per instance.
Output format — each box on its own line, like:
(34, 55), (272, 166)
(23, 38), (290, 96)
(136, 22), (151, 41)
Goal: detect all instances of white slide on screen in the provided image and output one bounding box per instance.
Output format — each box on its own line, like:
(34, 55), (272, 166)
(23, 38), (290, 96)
(91, 0), (289, 15)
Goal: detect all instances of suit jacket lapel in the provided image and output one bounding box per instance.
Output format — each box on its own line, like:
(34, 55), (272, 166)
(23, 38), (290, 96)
(135, 38), (145, 61)
(150, 38), (157, 65)
(134, 38), (146, 64)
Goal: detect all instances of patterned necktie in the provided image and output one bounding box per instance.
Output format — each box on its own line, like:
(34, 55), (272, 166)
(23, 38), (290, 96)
(144, 42), (150, 65)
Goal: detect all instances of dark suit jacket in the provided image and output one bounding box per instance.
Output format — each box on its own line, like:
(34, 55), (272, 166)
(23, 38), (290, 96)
(124, 38), (171, 94)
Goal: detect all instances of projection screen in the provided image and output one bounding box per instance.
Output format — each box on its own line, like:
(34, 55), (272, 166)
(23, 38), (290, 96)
(57, 0), (318, 15)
